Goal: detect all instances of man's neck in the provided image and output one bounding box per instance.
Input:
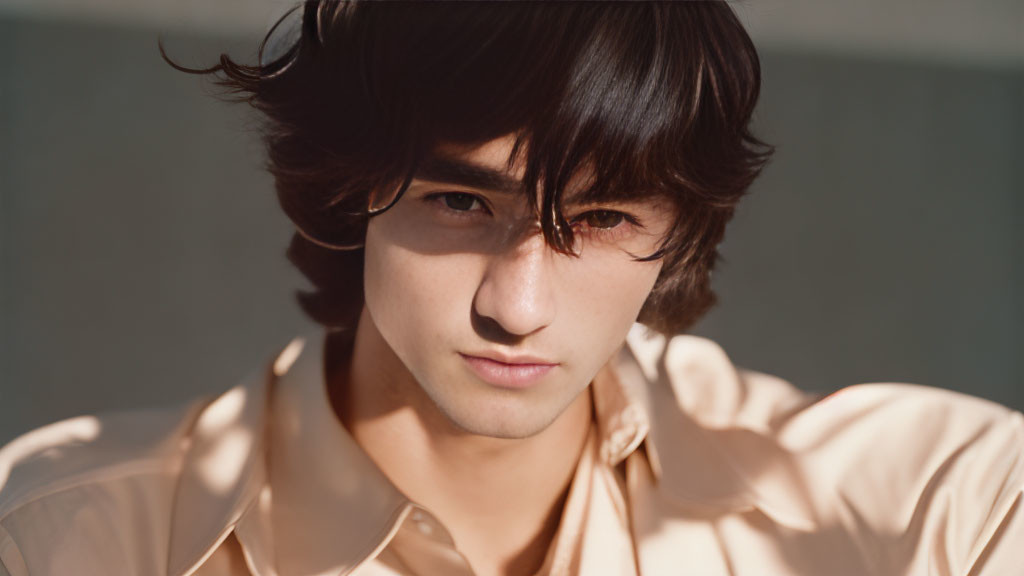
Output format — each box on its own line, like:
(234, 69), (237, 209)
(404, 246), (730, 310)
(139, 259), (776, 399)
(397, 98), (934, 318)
(324, 311), (594, 576)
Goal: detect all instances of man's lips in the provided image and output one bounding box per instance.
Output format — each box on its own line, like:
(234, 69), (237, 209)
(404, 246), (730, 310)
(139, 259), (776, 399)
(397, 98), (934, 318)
(462, 350), (559, 365)
(459, 352), (558, 389)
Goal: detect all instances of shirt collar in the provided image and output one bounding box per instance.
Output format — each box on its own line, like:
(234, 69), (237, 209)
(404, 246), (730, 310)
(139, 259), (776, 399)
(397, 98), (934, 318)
(166, 355), (275, 576)
(620, 324), (819, 531)
(167, 323), (817, 575)
(265, 331), (412, 576)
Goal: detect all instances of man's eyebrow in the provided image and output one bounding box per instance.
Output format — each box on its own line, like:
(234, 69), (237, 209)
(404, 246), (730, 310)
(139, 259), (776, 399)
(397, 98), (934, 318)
(413, 156), (618, 207)
(413, 157), (523, 195)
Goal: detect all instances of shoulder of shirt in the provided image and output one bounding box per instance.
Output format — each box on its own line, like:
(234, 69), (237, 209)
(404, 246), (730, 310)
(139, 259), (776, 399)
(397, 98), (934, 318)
(0, 397), (207, 520)
(630, 327), (1020, 440)
(0, 336), (298, 576)
(0, 393), (211, 574)
(774, 380), (1024, 571)
(637, 327), (1024, 560)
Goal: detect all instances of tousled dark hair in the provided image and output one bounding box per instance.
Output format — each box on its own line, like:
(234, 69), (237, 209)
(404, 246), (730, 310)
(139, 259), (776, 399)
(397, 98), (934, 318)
(163, 0), (771, 335)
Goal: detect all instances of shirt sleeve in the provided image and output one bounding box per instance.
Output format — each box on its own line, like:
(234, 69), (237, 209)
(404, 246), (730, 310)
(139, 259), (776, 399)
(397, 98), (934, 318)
(821, 387), (1024, 575)
(969, 496), (1024, 575)
(960, 411), (1024, 574)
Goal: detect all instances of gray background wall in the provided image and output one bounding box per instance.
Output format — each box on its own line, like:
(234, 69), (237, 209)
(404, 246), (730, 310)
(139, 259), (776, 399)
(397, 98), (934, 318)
(1, 8), (1021, 444)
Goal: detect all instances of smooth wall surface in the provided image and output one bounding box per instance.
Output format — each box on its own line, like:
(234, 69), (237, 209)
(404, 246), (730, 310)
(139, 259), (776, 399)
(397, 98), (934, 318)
(1, 16), (1021, 444)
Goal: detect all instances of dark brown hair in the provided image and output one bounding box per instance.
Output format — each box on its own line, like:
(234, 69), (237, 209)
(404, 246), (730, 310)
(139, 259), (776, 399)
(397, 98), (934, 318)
(163, 0), (770, 335)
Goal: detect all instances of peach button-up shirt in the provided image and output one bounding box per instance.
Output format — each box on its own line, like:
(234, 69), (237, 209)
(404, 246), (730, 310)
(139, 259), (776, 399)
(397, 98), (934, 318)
(1, 324), (1022, 575)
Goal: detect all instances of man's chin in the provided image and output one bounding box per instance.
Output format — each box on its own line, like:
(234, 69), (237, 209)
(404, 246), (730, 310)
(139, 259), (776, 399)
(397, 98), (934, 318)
(438, 399), (562, 440)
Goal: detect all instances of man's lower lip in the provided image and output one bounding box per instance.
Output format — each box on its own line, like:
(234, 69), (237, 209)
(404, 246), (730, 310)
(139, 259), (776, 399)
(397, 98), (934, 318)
(460, 354), (557, 389)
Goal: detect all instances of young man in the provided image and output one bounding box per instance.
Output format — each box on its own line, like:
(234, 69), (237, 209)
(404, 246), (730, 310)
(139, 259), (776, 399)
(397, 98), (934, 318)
(1, 2), (1021, 575)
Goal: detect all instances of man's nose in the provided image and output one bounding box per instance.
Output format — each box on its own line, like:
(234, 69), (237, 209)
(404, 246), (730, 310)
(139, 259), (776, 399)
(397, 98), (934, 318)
(472, 230), (556, 339)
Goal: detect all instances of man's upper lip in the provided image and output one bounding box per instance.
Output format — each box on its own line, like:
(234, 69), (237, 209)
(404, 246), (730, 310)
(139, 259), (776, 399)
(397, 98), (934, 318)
(461, 351), (559, 366)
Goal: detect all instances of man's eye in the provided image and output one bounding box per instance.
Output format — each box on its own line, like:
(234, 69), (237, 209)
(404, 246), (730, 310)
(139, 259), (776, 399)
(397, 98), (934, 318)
(441, 192), (483, 212)
(580, 210), (625, 229)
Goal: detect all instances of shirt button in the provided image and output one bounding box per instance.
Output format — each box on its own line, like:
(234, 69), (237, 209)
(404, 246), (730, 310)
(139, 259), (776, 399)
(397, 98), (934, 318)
(410, 509), (434, 536)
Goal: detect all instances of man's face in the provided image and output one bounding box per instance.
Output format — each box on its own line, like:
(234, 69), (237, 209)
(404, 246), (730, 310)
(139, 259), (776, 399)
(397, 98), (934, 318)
(361, 135), (673, 439)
